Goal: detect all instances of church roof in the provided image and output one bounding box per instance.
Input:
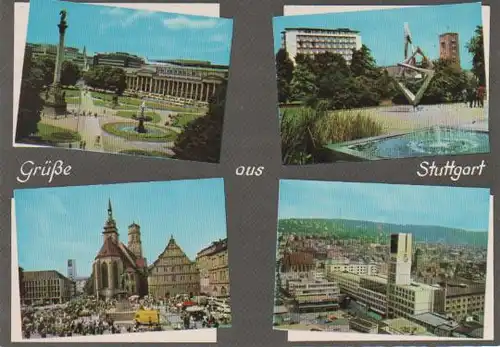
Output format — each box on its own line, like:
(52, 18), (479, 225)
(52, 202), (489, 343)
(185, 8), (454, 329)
(95, 237), (123, 259)
(148, 235), (192, 271)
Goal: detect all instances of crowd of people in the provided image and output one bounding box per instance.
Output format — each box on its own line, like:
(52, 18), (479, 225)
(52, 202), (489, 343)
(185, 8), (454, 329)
(464, 85), (486, 108)
(21, 294), (231, 339)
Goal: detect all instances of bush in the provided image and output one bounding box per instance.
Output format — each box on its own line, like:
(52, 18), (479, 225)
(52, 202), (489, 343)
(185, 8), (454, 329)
(281, 106), (383, 164)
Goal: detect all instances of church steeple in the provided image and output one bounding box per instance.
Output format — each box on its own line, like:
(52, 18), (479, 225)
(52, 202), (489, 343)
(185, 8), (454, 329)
(107, 198), (113, 221)
(103, 199), (119, 243)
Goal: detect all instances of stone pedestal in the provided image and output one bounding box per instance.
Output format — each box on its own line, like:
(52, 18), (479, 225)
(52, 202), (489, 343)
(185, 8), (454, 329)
(44, 84), (67, 116)
(136, 118), (147, 133)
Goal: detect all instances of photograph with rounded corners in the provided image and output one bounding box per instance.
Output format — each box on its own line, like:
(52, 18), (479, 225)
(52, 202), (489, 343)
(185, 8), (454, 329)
(274, 3), (489, 164)
(14, 0), (232, 163)
(274, 179), (491, 340)
(12, 178), (230, 342)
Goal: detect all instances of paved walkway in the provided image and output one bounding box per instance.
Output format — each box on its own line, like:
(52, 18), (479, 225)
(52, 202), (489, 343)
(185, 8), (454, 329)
(76, 90), (104, 151)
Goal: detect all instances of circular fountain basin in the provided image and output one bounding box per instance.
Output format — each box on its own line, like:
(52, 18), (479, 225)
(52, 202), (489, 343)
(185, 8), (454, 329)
(345, 127), (489, 159)
(116, 124), (166, 135)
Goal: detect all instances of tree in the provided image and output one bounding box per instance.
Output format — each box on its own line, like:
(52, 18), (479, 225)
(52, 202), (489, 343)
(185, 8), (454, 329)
(172, 81), (227, 163)
(350, 45), (379, 78)
(60, 60), (81, 86)
(275, 48), (294, 103)
(16, 52), (44, 140)
(289, 62), (317, 102)
(467, 25), (485, 86)
(33, 56), (55, 86)
(83, 66), (127, 95)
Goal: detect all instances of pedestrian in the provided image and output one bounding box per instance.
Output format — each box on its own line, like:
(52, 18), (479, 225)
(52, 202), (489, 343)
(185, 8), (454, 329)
(467, 88), (475, 108)
(476, 85), (485, 107)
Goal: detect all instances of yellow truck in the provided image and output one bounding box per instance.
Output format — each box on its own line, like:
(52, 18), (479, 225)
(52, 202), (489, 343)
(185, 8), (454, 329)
(134, 308), (160, 325)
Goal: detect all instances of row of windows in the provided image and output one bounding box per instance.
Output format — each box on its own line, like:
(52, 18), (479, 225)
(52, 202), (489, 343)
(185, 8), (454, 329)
(24, 279), (62, 286)
(298, 43), (356, 50)
(297, 49), (354, 58)
(151, 274), (198, 282)
(154, 265), (197, 273)
(297, 35), (357, 43)
(156, 67), (226, 79)
(296, 30), (356, 36)
(210, 269), (229, 282)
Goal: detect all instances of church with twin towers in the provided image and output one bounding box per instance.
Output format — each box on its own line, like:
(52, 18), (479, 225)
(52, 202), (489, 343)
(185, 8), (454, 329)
(85, 200), (201, 300)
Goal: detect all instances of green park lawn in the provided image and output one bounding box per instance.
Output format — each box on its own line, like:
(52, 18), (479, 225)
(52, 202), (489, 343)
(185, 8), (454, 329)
(172, 113), (204, 128)
(36, 123), (81, 143)
(115, 110), (161, 123)
(62, 89), (81, 98)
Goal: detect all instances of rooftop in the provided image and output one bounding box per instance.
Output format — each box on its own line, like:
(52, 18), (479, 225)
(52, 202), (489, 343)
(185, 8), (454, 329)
(23, 270), (71, 281)
(411, 312), (459, 330)
(283, 27), (360, 34)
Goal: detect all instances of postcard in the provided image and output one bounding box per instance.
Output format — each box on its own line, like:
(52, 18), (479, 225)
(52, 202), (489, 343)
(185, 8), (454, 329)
(12, 178), (230, 342)
(274, 179), (492, 341)
(14, 0), (232, 163)
(274, 3), (489, 164)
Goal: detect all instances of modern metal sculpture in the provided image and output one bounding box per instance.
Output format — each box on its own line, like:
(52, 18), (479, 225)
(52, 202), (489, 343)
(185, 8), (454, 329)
(393, 23), (435, 106)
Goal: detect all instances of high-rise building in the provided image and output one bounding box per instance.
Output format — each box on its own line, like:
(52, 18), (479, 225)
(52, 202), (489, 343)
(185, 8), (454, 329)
(387, 233), (412, 318)
(388, 233), (412, 286)
(67, 259), (76, 280)
(280, 27), (362, 64)
(439, 33), (460, 65)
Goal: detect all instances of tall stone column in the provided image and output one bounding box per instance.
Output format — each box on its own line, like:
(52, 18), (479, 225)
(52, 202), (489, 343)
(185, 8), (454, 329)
(53, 12), (68, 86)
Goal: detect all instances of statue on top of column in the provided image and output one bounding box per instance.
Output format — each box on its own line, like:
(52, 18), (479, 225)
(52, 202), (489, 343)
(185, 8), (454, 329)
(58, 10), (68, 34)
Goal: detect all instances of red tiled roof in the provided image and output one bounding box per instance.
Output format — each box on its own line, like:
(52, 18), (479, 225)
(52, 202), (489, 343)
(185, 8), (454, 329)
(95, 237), (123, 259)
(282, 252), (314, 267)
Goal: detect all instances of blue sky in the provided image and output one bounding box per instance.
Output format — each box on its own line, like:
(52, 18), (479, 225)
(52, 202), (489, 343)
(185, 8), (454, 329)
(273, 3), (483, 70)
(26, 0), (233, 65)
(278, 180), (490, 231)
(15, 179), (227, 277)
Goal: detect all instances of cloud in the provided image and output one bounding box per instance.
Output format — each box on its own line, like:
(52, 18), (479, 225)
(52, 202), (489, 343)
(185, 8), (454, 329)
(163, 15), (219, 30)
(98, 7), (156, 29)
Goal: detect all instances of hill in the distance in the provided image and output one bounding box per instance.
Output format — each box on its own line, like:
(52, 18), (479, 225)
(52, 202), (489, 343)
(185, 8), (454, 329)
(278, 218), (488, 247)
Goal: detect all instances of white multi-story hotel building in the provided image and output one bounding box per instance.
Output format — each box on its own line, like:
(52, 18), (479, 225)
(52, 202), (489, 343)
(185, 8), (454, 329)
(280, 27), (362, 64)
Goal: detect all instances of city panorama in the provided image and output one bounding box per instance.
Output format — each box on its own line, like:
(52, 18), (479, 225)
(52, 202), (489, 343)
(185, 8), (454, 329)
(14, 179), (230, 340)
(274, 3), (489, 164)
(274, 180), (490, 339)
(15, 0), (233, 163)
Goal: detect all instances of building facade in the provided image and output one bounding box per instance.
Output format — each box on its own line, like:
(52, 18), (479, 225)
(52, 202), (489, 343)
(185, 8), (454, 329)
(286, 277), (340, 313)
(124, 61), (228, 106)
(93, 52), (145, 68)
(148, 236), (200, 298)
(439, 33), (460, 65)
(67, 259), (76, 280)
(196, 238), (229, 297)
(280, 27), (362, 64)
(324, 260), (378, 276)
(26, 43), (90, 70)
(91, 200), (149, 300)
(281, 251), (315, 274)
(443, 283), (485, 321)
(22, 270), (74, 305)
